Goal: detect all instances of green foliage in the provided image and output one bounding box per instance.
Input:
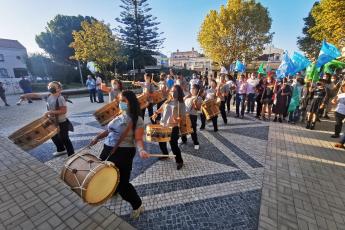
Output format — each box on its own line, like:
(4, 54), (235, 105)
(297, 2), (321, 60)
(198, 0), (273, 66)
(35, 14), (96, 64)
(116, 0), (165, 70)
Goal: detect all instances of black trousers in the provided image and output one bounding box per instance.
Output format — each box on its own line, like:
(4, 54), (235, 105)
(335, 112), (345, 136)
(200, 112), (218, 131)
(88, 89), (97, 102)
(226, 93), (232, 112)
(100, 145), (142, 210)
(256, 95), (263, 117)
(0, 93), (7, 104)
(181, 114), (199, 145)
(51, 120), (74, 156)
(141, 103), (155, 124)
(159, 126), (183, 163)
(219, 101), (227, 124)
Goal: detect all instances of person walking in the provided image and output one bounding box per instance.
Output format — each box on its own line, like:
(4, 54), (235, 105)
(0, 82), (10, 106)
(17, 76), (33, 105)
(86, 75), (97, 103)
(246, 73), (259, 114)
(235, 74), (248, 118)
(331, 82), (345, 138)
(96, 75), (104, 103)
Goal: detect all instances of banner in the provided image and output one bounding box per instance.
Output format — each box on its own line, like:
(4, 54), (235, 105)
(291, 52), (310, 75)
(234, 60), (246, 73)
(276, 52), (295, 78)
(316, 40), (341, 68)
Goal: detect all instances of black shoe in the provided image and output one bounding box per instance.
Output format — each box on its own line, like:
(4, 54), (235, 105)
(324, 115), (330, 119)
(331, 134), (340, 138)
(214, 128), (218, 132)
(28, 100), (33, 103)
(306, 122), (310, 129)
(5, 104), (10, 106)
(278, 118), (282, 123)
(310, 123), (315, 130)
(273, 117), (277, 122)
(200, 126), (205, 130)
(177, 163), (183, 170)
(240, 115), (244, 119)
(235, 114), (239, 118)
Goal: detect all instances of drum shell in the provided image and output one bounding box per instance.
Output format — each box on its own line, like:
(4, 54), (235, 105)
(137, 94), (149, 109)
(8, 117), (58, 151)
(93, 100), (121, 126)
(151, 90), (165, 104)
(60, 151), (120, 205)
(202, 99), (220, 120)
(179, 114), (193, 136)
(146, 124), (172, 142)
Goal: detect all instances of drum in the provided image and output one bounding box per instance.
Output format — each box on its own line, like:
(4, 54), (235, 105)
(151, 90), (165, 104)
(93, 100), (121, 126)
(61, 151), (120, 205)
(146, 124), (172, 142)
(179, 114), (193, 136)
(137, 94), (149, 109)
(8, 117), (58, 151)
(201, 99), (220, 120)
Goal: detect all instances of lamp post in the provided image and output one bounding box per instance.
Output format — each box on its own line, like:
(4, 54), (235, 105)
(78, 61), (84, 86)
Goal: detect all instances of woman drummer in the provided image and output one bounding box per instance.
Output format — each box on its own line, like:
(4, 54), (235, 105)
(200, 79), (219, 132)
(133, 73), (156, 124)
(109, 79), (122, 102)
(152, 85), (185, 170)
(89, 90), (149, 219)
(152, 73), (168, 121)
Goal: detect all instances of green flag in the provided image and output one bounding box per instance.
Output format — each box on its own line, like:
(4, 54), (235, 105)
(306, 63), (320, 82)
(324, 60), (345, 74)
(288, 86), (301, 113)
(257, 63), (266, 75)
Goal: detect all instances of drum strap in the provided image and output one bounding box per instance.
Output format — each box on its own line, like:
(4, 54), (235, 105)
(106, 121), (133, 161)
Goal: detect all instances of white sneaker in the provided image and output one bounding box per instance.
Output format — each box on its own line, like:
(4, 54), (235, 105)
(178, 139), (182, 144)
(131, 205), (144, 219)
(194, 145), (200, 150)
(53, 150), (67, 157)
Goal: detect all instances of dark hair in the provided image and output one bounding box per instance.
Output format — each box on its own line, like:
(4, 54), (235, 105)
(173, 85), (184, 103)
(144, 73), (152, 82)
(210, 79), (217, 86)
(121, 90), (141, 132)
(192, 84), (200, 93)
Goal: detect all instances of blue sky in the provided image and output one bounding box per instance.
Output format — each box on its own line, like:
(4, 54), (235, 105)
(0, 0), (316, 56)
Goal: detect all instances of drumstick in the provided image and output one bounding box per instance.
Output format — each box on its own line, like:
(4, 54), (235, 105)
(148, 154), (175, 158)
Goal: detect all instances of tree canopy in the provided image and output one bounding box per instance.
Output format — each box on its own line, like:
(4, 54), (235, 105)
(70, 20), (125, 75)
(115, 0), (165, 70)
(198, 0), (273, 66)
(35, 15), (95, 64)
(309, 0), (345, 48)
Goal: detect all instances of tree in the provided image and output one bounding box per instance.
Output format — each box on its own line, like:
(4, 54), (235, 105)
(70, 20), (125, 78)
(309, 0), (345, 48)
(297, 2), (321, 60)
(198, 0), (273, 66)
(116, 0), (165, 71)
(36, 15), (95, 64)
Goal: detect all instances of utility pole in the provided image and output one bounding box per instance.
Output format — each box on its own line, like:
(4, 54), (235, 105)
(78, 61), (84, 86)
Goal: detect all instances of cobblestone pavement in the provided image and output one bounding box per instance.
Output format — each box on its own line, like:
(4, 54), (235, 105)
(2, 94), (345, 229)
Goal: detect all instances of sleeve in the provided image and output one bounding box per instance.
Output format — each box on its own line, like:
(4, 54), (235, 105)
(58, 96), (67, 107)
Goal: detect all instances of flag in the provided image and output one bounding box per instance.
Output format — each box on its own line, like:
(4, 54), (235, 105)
(229, 63), (235, 72)
(257, 63), (266, 75)
(306, 63), (320, 82)
(316, 40), (341, 68)
(324, 60), (345, 74)
(291, 52), (311, 75)
(234, 60), (246, 73)
(288, 86), (301, 113)
(276, 52), (295, 78)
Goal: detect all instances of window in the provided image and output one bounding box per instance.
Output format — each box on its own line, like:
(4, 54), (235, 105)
(13, 68), (28, 78)
(0, 68), (9, 77)
(0, 54), (4, 62)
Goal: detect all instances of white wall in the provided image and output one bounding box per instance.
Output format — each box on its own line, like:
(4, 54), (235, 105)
(0, 47), (27, 78)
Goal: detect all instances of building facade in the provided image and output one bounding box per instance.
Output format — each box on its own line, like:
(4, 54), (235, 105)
(246, 45), (284, 72)
(169, 48), (212, 72)
(0, 39), (29, 94)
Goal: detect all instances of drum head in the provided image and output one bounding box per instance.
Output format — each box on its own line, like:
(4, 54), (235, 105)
(85, 166), (119, 205)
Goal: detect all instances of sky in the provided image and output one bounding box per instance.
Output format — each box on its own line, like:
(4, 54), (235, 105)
(0, 0), (317, 57)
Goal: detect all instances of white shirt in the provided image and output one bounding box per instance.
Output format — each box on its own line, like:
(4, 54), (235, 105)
(96, 77), (102, 90)
(246, 78), (259, 94)
(336, 93), (345, 115)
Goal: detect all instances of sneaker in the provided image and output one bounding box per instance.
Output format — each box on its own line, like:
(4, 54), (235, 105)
(53, 150), (67, 157)
(28, 101), (33, 104)
(278, 118), (282, 123)
(16, 102), (21, 106)
(194, 145), (200, 150)
(331, 134), (340, 138)
(131, 205), (144, 219)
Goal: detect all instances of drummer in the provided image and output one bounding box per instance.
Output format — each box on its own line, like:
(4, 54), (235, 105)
(44, 81), (75, 156)
(89, 90), (149, 219)
(182, 84), (202, 149)
(152, 73), (168, 121)
(152, 85), (185, 170)
(200, 79), (219, 132)
(109, 79), (122, 102)
(218, 74), (229, 125)
(133, 73), (155, 124)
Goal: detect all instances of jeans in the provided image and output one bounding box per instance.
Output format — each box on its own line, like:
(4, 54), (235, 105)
(247, 93), (256, 113)
(100, 145), (142, 210)
(219, 101), (227, 124)
(226, 93), (232, 112)
(141, 103), (155, 124)
(97, 89), (104, 103)
(236, 94), (246, 116)
(159, 126), (183, 163)
(334, 112), (345, 136)
(51, 120), (74, 156)
(289, 109), (301, 122)
(88, 88), (97, 102)
(181, 114), (199, 145)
